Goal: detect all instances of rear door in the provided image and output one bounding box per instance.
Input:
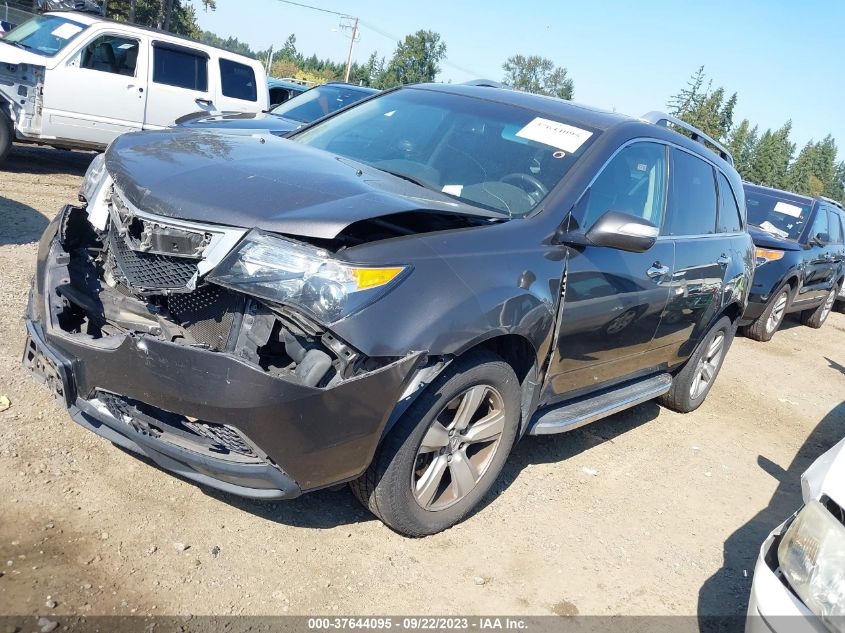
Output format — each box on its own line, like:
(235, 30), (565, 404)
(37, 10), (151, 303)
(144, 41), (215, 127)
(544, 141), (674, 399)
(650, 148), (726, 365)
(41, 29), (148, 145)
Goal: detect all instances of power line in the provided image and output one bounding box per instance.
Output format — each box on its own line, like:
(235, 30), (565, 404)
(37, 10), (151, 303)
(272, 0), (352, 19)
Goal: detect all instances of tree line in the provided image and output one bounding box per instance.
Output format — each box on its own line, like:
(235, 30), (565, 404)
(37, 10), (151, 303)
(668, 67), (844, 203)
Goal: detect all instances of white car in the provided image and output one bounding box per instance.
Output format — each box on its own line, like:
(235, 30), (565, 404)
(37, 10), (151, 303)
(0, 11), (267, 161)
(747, 435), (845, 633)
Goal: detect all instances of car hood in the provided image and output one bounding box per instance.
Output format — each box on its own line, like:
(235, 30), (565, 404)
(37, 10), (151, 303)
(0, 43), (47, 66)
(802, 434), (845, 509)
(105, 129), (499, 239)
(748, 225), (801, 251)
(175, 110), (301, 134)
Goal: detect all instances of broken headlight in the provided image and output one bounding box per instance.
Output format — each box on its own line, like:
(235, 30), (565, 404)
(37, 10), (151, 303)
(79, 153), (107, 203)
(778, 500), (845, 632)
(208, 230), (408, 323)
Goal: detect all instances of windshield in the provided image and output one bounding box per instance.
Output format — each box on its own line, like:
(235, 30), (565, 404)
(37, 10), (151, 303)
(271, 84), (373, 123)
(746, 190), (812, 240)
(293, 88), (600, 217)
(3, 15), (86, 56)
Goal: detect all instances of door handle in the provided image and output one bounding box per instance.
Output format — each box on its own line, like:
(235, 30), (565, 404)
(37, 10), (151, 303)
(716, 254), (731, 267)
(195, 98), (213, 107)
(646, 263), (670, 279)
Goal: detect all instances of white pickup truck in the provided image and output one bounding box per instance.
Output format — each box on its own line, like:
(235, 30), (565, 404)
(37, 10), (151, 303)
(0, 11), (268, 161)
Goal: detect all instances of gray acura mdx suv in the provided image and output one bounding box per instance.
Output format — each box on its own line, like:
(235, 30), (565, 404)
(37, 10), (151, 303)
(24, 84), (753, 536)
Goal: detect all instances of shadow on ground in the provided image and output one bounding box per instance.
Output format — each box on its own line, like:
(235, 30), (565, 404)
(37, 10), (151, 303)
(697, 400), (845, 624)
(0, 196), (49, 246)
(3, 143), (94, 177)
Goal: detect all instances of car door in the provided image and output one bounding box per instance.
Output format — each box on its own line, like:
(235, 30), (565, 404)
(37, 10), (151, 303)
(144, 41), (215, 128)
(543, 141), (675, 399)
(215, 56), (265, 113)
(41, 30), (148, 146)
(650, 147), (726, 365)
(797, 206), (836, 305)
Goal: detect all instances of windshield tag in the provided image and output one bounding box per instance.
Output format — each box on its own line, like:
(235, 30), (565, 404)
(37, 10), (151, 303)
(760, 221), (789, 238)
(774, 201), (802, 218)
(442, 184), (463, 196)
(51, 23), (83, 39)
(516, 118), (593, 153)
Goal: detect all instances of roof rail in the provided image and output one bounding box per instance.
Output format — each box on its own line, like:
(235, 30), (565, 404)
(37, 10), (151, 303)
(641, 111), (734, 166)
(820, 196), (844, 209)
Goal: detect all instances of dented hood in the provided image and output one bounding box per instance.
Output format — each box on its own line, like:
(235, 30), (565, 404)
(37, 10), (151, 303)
(105, 129), (498, 239)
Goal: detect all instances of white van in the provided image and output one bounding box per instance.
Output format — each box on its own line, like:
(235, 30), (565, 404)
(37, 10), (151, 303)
(0, 11), (268, 160)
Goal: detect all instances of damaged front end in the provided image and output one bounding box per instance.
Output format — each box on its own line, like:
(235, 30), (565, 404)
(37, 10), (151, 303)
(0, 59), (44, 138)
(24, 182), (425, 498)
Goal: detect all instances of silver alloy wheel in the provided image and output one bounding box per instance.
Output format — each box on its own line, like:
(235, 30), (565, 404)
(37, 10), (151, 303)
(766, 291), (789, 334)
(821, 288), (837, 322)
(689, 332), (725, 400)
(412, 385), (506, 512)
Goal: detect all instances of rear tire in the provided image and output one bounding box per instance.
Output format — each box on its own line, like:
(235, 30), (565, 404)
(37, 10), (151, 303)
(0, 109), (12, 163)
(835, 300), (845, 314)
(659, 316), (735, 414)
(801, 284), (838, 329)
(742, 284), (791, 342)
(350, 350), (520, 537)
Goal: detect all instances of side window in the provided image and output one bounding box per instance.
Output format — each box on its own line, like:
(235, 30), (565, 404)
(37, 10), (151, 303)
(153, 44), (208, 92)
(576, 142), (668, 230)
(808, 207), (829, 242)
(80, 35), (140, 76)
(220, 59), (257, 102)
(716, 172), (743, 233)
(663, 149), (718, 236)
(827, 211), (844, 244)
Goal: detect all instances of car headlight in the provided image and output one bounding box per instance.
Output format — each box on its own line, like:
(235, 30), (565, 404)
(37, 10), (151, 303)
(778, 500), (845, 632)
(755, 248), (785, 267)
(208, 230), (409, 323)
(79, 153), (107, 203)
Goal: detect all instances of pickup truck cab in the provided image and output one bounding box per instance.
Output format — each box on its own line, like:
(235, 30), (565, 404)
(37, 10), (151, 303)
(0, 11), (268, 160)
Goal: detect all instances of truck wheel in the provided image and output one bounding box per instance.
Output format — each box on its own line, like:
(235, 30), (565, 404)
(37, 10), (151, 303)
(742, 284), (791, 342)
(0, 110), (12, 163)
(835, 300), (845, 314)
(350, 350), (520, 537)
(801, 285), (838, 329)
(659, 316), (735, 414)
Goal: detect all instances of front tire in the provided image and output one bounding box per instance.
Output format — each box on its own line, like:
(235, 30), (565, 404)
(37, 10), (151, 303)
(350, 350), (520, 537)
(659, 316), (736, 413)
(742, 284), (791, 342)
(801, 284), (838, 328)
(0, 110), (12, 163)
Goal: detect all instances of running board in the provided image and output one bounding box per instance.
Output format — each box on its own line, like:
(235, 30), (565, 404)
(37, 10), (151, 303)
(528, 374), (672, 435)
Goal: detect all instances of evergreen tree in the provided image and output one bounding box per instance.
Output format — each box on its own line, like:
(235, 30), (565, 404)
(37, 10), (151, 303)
(375, 30), (446, 89)
(501, 55), (574, 100)
(727, 119), (759, 178)
(747, 122), (795, 189)
(668, 67), (736, 141)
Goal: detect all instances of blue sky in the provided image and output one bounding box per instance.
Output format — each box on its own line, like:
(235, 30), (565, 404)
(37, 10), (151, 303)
(195, 0), (844, 152)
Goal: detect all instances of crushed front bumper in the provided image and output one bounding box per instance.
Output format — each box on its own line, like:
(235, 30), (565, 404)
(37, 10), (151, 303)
(24, 219), (424, 499)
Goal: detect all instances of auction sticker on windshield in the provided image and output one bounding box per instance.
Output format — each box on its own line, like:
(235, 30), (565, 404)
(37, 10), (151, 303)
(516, 118), (593, 153)
(774, 201), (803, 218)
(51, 23), (84, 39)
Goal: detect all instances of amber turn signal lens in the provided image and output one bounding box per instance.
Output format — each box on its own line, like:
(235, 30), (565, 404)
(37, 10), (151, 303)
(755, 248), (785, 264)
(352, 267), (405, 290)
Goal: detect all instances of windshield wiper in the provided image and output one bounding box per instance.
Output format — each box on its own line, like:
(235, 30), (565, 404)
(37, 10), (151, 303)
(1, 40), (32, 51)
(378, 168), (430, 190)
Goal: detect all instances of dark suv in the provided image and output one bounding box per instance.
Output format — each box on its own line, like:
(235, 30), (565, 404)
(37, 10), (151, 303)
(739, 183), (845, 341)
(23, 85), (753, 536)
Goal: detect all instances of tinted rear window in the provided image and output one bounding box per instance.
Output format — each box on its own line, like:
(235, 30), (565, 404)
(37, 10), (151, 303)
(717, 172), (743, 233)
(663, 149), (717, 236)
(220, 59), (257, 102)
(153, 45), (208, 92)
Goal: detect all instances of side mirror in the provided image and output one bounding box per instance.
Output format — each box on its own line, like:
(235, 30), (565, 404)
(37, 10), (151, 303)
(585, 211), (659, 253)
(814, 232), (831, 246)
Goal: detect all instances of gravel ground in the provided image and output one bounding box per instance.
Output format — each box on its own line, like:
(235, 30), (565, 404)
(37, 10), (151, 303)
(1, 144), (844, 618)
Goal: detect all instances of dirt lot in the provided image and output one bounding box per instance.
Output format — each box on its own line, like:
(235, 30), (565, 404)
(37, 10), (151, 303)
(1, 144), (844, 618)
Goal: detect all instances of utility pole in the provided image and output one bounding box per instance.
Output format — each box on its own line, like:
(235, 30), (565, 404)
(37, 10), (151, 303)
(265, 45), (274, 75)
(341, 16), (359, 83)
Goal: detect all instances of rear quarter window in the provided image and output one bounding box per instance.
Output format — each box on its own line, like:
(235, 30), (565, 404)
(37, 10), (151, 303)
(219, 59), (257, 102)
(716, 172), (743, 233)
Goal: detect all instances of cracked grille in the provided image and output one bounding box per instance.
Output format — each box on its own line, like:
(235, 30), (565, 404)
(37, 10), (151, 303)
(168, 286), (241, 351)
(107, 223), (198, 292)
(183, 421), (258, 458)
